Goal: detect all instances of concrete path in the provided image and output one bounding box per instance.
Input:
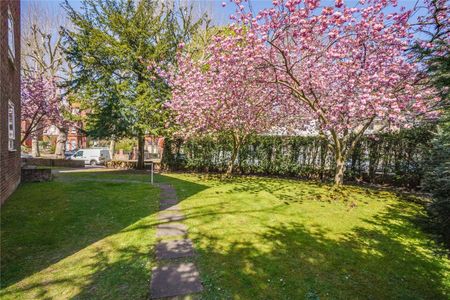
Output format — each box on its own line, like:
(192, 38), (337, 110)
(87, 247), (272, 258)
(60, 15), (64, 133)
(150, 183), (203, 299)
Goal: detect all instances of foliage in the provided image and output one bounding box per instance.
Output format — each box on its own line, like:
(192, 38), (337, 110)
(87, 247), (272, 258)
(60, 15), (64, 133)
(20, 1), (75, 157)
(115, 138), (136, 152)
(412, 0), (450, 248)
(219, 0), (441, 185)
(61, 0), (206, 168)
(20, 75), (59, 143)
(412, 0), (449, 102)
(167, 26), (290, 174)
(162, 126), (433, 188)
(423, 112), (450, 248)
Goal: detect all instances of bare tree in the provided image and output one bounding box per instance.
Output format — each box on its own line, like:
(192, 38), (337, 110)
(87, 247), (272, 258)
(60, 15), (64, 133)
(21, 2), (68, 157)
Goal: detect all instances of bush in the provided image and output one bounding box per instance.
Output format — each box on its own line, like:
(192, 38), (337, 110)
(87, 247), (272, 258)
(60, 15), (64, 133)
(116, 138), (136, 152)
(162, 126), (433, 188)
(423, 114), (450, 247)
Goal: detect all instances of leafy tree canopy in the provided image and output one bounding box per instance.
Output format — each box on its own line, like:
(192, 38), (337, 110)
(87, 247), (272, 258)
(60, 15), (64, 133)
(61, 0), (206, 141)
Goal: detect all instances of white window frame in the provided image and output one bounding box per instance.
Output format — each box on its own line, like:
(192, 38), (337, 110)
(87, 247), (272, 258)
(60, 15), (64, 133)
(8, 101), (16, 151)
(7, 6), (15, 62)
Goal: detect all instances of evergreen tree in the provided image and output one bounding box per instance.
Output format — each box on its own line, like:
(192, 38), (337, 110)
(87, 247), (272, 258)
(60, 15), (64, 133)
(415, 0), (450, 247)
(423, 113), (450, 247)
(61, 0), (205, 168)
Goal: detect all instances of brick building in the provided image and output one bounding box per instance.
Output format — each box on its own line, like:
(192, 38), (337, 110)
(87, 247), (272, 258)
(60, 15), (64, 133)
(1, 0), (21, 204)
(42, 124), (88, 152)
(66, 104), (88, 151)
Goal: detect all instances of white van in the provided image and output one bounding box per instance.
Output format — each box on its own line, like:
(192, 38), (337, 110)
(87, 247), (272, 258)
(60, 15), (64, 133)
(69, 148), (111, 166)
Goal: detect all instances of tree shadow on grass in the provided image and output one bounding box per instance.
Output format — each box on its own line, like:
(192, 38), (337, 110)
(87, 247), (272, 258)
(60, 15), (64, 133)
(222, 175), (431, 209)
(70, 244), (152, 300)
(190, 203), (449, 299)
(0, 170), (208, 298)
(123, 173), (449, 298)
(1, 243), (152, 300)
(3, 172), (449, 299)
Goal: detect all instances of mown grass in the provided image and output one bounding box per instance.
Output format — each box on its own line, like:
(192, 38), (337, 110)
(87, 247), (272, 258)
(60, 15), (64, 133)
(1, 169), (159, 299)
(159, 173), (450, 299)
(1, 170), (449, 299)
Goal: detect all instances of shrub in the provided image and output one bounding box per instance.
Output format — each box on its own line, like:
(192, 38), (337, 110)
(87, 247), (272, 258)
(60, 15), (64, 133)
(162, 126), (433, 188)
(423, 113), (450, 247)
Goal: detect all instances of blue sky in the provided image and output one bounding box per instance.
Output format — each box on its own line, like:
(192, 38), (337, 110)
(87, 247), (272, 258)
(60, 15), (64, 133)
(23, 0), (427, 27)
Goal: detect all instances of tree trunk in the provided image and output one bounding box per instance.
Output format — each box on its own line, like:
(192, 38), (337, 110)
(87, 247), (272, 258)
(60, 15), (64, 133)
(334, 153), (346, 186)
(109, 138), (116, 160)
(31, 134), (40, 157)
(226, 135), (241, 175)
(137, 135), (145, 169)
(226, 149), (238, 175)
(55, 129), (67, 159)
(158, 137), (165, 160)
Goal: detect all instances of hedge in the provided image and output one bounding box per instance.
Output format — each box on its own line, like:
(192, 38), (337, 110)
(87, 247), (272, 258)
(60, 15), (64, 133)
(162, 126), (433, 188)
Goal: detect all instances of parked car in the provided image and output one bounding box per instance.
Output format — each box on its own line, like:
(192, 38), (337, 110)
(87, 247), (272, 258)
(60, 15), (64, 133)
(64, 149), (77, 159)
(69, 148), (111, 166)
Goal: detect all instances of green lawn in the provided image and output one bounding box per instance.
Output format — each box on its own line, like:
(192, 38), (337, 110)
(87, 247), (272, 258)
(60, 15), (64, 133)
(161, 173), (450, 299)
(0, 169), (159, 299)
(1, 170), (449, 299)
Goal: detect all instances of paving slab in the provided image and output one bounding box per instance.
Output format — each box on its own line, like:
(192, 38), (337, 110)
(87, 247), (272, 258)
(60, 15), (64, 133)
(160, 202), (181, 211)
(156, 223), (188, 237)
(156, 239), (195, 260)
(158, 184), (174, 191)
(157, 212), (185, 223)
(160, 190), (177, 195)
(161, 196), (178, 202)
(159, 190), (175, 195)
(161, 198), (178, 205)
(161, 198), (179, 203)
(161, 195), (178, 201)
(150, 263), (203, 299)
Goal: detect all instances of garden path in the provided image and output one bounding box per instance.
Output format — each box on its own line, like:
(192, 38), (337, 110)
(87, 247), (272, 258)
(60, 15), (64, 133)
(149, 183), (203, 299)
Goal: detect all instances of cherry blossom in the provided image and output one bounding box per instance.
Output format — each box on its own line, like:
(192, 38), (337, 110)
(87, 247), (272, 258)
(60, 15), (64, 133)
(230, 0), (440, 185)
(21, 75), (60, 144)
(167, 28), (291, 174)
(162, 0), (441, 184)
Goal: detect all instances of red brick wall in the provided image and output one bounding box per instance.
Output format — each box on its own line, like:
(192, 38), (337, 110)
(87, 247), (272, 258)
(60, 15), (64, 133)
(1, 0), (21, 204)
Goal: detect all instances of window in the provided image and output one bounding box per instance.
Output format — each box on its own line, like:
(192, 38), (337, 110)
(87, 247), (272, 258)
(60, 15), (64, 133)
(8, 101), (16, 151)
(7, 7), (15, 61)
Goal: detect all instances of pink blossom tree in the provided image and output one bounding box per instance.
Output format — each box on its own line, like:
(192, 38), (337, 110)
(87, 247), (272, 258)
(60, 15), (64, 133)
(21, 75), (60, 157)
(21, 74), (78, 158)
(231, 0), (440, 185)
(167, 29), (289, 174)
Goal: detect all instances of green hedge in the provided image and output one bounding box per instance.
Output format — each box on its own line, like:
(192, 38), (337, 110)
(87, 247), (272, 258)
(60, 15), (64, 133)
(162, 126), (433, 188)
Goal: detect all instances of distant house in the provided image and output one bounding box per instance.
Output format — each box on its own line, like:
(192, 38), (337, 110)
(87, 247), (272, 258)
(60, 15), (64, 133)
(1, 0), (21, 204)
(144, 136), (164, 159)
(66, 105), (88, 151)
(67, 125), (88, 151)
(42, 124), (88, 152)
